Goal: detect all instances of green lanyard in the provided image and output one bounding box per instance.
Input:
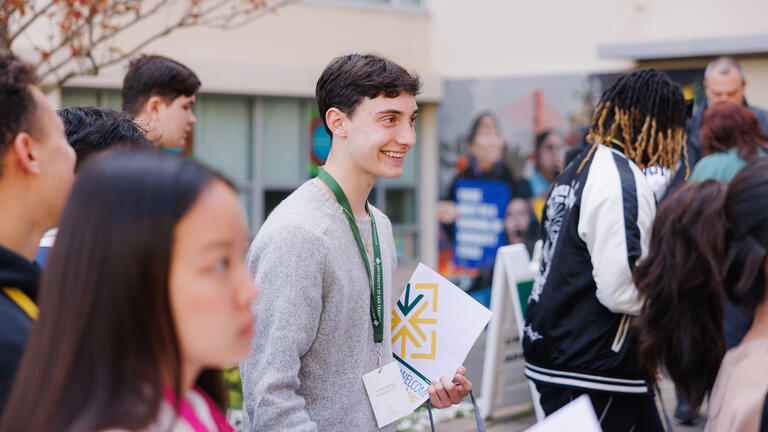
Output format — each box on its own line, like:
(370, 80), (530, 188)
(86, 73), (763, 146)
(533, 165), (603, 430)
(317, 168), (384, 344)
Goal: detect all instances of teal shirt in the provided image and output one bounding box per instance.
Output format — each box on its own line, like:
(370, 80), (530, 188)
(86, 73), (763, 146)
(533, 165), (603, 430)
(689, 148), (765, 182)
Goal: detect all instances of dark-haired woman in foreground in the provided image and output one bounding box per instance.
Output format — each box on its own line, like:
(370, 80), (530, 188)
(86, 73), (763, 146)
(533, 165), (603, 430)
(635, 158), (768, 431)
(0, 151), (258, 431)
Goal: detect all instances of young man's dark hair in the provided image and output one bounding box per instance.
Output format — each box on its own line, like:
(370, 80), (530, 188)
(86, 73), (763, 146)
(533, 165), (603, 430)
(0, 51), (39, 176)
(121, 55), (201, 117)
(315, 53), (421, 136)
(58, 107), (152, 171)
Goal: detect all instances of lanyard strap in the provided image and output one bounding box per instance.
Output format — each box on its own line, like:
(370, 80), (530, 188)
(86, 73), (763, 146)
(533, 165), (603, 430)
(317, 168), (384, 343)
(2, 287), (38, 320)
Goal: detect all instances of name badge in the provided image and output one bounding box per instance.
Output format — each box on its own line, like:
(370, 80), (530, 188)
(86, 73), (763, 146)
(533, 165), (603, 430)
(362, 362), (413, 428)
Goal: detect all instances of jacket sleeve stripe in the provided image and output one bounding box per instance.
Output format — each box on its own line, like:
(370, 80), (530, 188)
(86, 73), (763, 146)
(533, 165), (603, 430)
(610, 152), (642, 271)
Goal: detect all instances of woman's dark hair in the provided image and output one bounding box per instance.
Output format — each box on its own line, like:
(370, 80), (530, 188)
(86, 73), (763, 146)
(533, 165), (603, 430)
(635, 157), (768, 413)
(580, 69), (689, 177)
(701, 102), (768, 161)
(634, 180), (727, 412)
(0, 150), (234, 432)
(722, 158), (768, 308)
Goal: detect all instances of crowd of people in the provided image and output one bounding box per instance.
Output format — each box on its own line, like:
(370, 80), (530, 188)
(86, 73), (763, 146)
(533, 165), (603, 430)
(0, 42), (766, 432)
(522, 57), (768, 432)
(0, 52), (470, 431)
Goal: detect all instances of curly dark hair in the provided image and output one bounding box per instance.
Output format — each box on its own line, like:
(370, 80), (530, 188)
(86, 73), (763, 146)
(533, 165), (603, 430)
(57, 106), (152, 171)
(0, 50), (39, 176)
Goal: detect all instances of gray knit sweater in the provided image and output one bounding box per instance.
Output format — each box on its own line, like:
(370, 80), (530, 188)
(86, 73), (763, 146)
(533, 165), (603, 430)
(241, 179), (397, 432)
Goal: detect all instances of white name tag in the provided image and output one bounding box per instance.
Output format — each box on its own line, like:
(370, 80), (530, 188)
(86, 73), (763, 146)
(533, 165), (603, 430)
(362, 362), (413, 428)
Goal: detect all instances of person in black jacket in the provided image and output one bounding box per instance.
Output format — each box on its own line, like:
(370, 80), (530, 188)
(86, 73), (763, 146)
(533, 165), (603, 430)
(523, 69), (690, 431)
(0, 51), (76, 411)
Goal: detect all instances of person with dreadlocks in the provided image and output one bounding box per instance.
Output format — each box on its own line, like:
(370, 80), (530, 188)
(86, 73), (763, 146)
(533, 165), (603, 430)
(522, 69), (689, 431)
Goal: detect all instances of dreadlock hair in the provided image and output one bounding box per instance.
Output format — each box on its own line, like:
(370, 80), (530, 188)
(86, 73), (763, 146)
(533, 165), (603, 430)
(579, 69), (690, 179)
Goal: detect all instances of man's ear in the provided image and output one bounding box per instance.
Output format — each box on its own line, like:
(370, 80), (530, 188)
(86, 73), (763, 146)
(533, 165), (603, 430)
(325, 107), (347, 139)
(9, 132), (40, 176)
(145, 95), (166, 120)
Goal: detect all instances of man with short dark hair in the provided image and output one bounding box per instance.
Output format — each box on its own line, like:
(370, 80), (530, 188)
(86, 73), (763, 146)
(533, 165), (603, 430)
(121, 55), (200, 150)
(242, 54), (472, 431)
(35, 106), (152, 267)
(0, 51), (76, 410)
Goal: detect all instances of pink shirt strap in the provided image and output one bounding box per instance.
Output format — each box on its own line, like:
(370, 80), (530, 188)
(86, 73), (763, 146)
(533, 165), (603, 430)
(163, 388), (234, 432)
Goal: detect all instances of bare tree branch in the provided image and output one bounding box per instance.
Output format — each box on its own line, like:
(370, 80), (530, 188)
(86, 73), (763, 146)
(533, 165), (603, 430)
(8, 0), (56, 44)
(5, 0), (300, 92)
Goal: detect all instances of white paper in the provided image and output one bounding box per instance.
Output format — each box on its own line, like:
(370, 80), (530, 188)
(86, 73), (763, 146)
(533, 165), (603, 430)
(525, 395), (601, 432)
(362, 362), (413, 428)
(391, 263), (493, 411)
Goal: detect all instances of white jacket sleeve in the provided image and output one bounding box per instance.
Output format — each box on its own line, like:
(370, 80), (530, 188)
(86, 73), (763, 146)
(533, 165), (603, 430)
(577, 147), (656, 315)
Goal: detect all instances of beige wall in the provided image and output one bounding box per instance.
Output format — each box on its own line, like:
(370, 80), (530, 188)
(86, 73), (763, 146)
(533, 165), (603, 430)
(60, 2), (441, 101)
(430, 0), (768, 78)
(430, 0), (632, 77)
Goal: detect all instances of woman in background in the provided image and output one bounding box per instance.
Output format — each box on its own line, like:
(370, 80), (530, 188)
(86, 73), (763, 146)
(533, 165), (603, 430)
(690, 101), (768, 182)
(635, 158), (768, 431)
(0, 151), (259, 431)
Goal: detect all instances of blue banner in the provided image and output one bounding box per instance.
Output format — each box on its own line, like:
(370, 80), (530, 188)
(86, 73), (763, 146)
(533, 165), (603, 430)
(453, 179), (511, 270)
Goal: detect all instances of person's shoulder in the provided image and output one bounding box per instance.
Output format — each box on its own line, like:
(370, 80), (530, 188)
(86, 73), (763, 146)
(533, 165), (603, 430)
(250, 181), (337, 253)
(689, 151), (741, 182)
(749, 104), (768, 118)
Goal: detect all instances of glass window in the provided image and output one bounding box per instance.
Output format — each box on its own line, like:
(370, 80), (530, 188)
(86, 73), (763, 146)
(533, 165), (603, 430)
(264, 190), (294, 219)
(61, 88), (99, 108)
(104, 89), (123, 111)
(385, 188), (416, 225)
(393, 231), (419, 264)
(193, 94), (253, 226)
(61, 88), (123, 110)
(194, 94), (252, 183)
(262, 98), (303, 187)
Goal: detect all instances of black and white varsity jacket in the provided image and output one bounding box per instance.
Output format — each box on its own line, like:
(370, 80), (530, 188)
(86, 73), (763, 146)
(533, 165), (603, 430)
(522, 144), (656, 394)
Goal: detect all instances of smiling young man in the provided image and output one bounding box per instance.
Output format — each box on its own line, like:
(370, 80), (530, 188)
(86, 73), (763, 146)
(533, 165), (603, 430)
(241, 54), (471, 431)
(121, 55), (199, 150)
